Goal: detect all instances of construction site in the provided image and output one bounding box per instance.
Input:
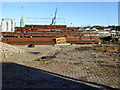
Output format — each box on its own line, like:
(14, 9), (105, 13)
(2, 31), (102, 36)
(0, 8), (120, 89)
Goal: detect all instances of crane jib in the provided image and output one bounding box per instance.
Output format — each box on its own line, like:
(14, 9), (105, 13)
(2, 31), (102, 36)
(51, 8), (57, 25)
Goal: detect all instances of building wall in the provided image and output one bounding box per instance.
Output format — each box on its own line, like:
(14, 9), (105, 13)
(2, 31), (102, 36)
(1, 18), (15, 32)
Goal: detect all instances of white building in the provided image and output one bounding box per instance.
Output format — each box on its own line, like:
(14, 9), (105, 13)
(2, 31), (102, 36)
(1, 18), (16, 32)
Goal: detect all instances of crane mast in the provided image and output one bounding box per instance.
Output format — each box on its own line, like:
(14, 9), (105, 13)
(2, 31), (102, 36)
(50, 8), (57, 25)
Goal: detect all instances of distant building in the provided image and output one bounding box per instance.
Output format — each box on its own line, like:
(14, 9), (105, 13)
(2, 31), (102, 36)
(20, 17), (24, 27)
(1, 18), (16, 32)
(104, 28), (111, 31)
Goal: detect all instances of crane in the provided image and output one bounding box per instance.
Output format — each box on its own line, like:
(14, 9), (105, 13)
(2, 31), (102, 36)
(50, 8), (57, 25)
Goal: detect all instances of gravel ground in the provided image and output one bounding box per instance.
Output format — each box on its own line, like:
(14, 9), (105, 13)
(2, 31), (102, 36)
(1, 44), (119, 89)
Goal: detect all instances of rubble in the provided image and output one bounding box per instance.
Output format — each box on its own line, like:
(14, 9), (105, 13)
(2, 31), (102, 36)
(0, 42), (24, 58)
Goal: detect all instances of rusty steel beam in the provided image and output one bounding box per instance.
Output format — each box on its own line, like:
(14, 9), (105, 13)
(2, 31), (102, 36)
(2, 27), (101, 45)
(25, 25), (67, 28)
(2, 36), (101, 45)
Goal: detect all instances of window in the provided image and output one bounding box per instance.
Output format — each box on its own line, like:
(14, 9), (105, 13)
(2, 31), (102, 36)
(6, 22), (8, 31)
(11, 20), (13, 31)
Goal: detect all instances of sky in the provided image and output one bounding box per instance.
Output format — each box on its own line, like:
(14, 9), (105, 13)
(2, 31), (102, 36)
(1, 2), (118, 27)
(118, 1), (120, 26)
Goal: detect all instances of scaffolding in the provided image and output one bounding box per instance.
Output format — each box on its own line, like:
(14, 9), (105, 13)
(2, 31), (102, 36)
(26, 17), (66, 25)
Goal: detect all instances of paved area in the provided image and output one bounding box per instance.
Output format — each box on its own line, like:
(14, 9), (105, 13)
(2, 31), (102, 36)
(2, 44), (119, 89)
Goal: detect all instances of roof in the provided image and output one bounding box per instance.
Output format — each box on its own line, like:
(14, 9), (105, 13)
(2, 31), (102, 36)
(2, 18), (15, 21)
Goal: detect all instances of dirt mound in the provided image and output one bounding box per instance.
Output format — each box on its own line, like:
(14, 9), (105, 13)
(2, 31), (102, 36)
(0, 42), (24, 58)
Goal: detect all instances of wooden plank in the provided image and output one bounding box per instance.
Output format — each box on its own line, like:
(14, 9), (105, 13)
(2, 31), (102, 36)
(55, 37), (67, 44)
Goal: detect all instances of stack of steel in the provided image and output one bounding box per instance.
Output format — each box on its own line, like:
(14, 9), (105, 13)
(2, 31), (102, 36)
(1, 25), (101, 45)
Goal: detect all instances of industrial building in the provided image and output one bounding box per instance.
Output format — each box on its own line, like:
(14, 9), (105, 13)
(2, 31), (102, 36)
(1, 18), (16, 32)
(20, 17), (24, 27)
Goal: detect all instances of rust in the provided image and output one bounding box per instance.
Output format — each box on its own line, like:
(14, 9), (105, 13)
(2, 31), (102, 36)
(2, 25), (101, 45)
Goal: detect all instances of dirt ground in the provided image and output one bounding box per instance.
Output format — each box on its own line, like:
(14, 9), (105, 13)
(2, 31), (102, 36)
(1, 44), (120, 89)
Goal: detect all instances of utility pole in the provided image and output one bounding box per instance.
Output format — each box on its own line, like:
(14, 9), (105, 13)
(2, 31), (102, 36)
(20, 6), (24, 27)
(108, 16), (109, 27)
(21, 7), (23, 16)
